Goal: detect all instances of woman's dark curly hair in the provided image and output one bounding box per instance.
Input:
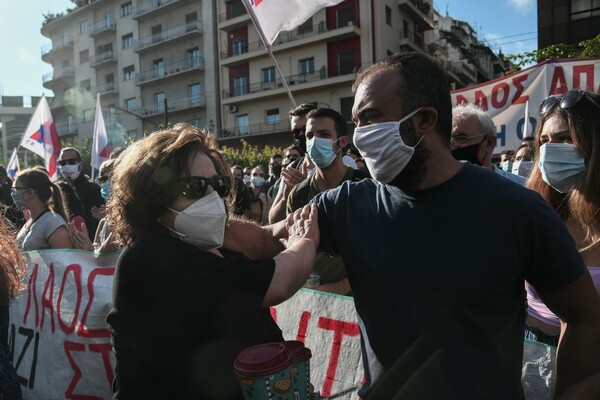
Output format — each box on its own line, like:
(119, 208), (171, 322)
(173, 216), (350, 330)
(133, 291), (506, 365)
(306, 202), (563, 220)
(107, 123), (233, 246)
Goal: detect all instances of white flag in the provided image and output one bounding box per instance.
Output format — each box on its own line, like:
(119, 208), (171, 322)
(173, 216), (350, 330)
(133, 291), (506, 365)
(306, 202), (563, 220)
(19, 95), (61, 180)
(91, 93), (110, 178)
(242, 0), (345, 45)
(7, 148), (20, 181)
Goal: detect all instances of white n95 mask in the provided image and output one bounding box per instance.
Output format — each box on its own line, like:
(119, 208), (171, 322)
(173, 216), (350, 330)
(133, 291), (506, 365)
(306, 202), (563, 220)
(353, 107), (423, 184)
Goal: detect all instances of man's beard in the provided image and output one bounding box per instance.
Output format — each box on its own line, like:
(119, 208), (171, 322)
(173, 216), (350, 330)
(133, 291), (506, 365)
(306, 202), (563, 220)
(388, 122), (429, 189)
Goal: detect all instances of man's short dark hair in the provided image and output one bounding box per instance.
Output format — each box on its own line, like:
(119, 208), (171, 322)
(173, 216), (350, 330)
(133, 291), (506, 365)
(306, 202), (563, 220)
(306, 108), (347, 138)
(270, 154), (283, 161)
(353, 53), (452, 145)
(284, 144), (304, 157)
(289, 103), (318, 117)
(59, 147), (82, 160)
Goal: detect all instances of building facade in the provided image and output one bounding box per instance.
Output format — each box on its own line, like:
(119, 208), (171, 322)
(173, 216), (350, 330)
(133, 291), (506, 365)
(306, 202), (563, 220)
(537, 0), (600, 49)
(41, 0), (217, 148)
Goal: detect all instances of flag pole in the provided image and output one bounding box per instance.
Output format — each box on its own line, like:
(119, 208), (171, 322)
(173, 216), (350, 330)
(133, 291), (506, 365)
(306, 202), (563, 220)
(523, 100), (529, 138)
(241, 0), (297, 108)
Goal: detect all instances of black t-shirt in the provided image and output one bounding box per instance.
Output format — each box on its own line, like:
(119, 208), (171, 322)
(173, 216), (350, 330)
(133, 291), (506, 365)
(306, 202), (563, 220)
(69, 175), (105, 240)
(107, 233), (282, 400)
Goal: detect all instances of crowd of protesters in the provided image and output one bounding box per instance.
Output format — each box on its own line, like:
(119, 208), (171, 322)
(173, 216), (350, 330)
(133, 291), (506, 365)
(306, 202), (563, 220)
(0, 52), (599, 399)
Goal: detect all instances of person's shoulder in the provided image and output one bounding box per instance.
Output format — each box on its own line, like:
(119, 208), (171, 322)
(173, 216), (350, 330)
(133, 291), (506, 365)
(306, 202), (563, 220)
(43, 211), (67, 225)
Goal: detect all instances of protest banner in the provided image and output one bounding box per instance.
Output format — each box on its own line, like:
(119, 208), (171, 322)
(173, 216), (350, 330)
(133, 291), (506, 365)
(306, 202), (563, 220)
(451, 58), (600, 155)
(8, 250), (555, 399)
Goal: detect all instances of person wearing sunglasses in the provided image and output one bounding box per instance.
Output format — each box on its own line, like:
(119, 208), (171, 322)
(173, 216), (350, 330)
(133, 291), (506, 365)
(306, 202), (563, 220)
(451, 103), (527, 185)
(11, 168), (72, 250)
(524, 90), (600, 353)
(106, 123), (319, 400)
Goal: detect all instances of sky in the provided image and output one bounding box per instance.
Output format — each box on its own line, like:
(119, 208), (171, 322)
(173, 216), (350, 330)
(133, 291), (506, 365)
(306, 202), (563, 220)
(0, 0), (538, 98)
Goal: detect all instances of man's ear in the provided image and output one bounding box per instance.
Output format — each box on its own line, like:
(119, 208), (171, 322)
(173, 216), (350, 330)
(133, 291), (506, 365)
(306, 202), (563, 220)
(338, 135), (349, 150)
(414, 107), (438, 134)
(486, 135), (497, 150)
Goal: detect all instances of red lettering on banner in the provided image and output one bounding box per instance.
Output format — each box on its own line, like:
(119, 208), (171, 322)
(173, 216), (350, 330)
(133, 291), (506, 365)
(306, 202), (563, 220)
(40, 263), (56, 333)
(511, 74), (529, 105)
(491, 82), (510, 109)
(64, 340), (103, 400)
(57, 264), (83, 335)
(24, 263), (39, 327)
(317, 317), (360, 397)
(77, 267), (114, 338)
(455, 95), (469, 106)
(573, 64), (594, 91)
(474, 91), (488, 110)
(296, 311), (311, 343)
(88, 343), (115, 388)
(549, 67), (568, 95)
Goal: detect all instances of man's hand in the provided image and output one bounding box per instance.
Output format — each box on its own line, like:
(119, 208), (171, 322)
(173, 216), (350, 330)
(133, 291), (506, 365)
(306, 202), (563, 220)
(91, 204), (106, 220)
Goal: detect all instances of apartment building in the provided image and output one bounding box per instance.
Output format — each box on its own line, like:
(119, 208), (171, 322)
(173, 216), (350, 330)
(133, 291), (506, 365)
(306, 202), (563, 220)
(216, 0), (506, 149)
(0, 97), (42, 162)
(41, 0), (217, 148)
(538, 0), (599, 49)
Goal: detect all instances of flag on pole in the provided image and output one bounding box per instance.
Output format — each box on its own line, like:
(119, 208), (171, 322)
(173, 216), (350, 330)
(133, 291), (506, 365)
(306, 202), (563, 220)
(19, 95), (61, 180)
(91, 93), (110, 180)
(7, 148), (20, 181)
(241, 0), (345, 46)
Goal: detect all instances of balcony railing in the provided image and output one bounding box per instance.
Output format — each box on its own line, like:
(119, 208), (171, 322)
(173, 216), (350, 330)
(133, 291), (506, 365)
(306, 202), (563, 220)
(137, 94), (206, 116)
(134, 21), (203, 51)
(221, 119), (290, 139)
(133, 0), (180, 18)
(136, 56), (205, 84)
(41, 34), (74, 56)
(42, 66), (75, 84)
(90, 17), (116, 36)
(93, 82), (119, 95)
(91, 50), (117, 67)
(398, 0), (434, 30)
(220, 17), (357, 59)
(399, 30), (425, 51)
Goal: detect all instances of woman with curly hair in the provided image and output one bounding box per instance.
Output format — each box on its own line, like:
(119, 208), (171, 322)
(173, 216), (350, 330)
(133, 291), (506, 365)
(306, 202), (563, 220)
(106, 123), (318, 400)
(11, 168), (72, 250)
(525, 89), (600, 348)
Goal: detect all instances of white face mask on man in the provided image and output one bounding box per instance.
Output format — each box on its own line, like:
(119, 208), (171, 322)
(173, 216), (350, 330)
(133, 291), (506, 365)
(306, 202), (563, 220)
(163, 191), (227, 250)
(59, 164), (81, 180)
(353, 107), (423, 184)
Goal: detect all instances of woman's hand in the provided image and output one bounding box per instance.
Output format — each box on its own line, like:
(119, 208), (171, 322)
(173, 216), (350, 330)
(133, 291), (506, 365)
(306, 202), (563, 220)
(69, 222), (94, 251)
(283, 203), (319, 249)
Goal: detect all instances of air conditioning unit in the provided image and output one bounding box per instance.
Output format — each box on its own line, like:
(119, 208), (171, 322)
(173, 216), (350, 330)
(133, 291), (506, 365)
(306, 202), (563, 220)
(229, 104), (238, 113)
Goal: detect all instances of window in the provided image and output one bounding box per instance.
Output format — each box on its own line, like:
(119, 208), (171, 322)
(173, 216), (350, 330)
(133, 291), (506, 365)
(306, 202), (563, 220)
(187, 48), (200, 68)
(151, 25), (162, 43)
(232, 38), (247, 56)
(571, 0), (600, 20)
(338, 50), (356, 75)
(266, 109), (280, 125)
(121, 2), (132, 17)
(81, 79), (91, 91)
(67, 115), (75, 132)
(261, 67), (276, 84)
(189, 83), (201, 105)
(103, 12), (113, 28)
(186, 12), (197, 31)
(234, 75), (248, 96)
(122, 33), (133, 49)
(299, 58), (315, 76)
(337, 6), (354, 27)
(79, 49), (89, 64)
(236, 114), (249, 135)
(153, 58), (164, 78)
(83, 109), (93, 122)
(339, 97), (354, 121)
(79, 20), (89, 34)
(298, 17), (313, 35)
(125, 98), (137, 111)
(385, 6), (392, 26)
(155, 91), (165, 112)
(189, 118), (203, 128)
(123, 65), (135, 80)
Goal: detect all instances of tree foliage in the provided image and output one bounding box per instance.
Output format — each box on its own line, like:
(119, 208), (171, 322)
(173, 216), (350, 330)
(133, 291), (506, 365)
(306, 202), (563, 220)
(505, 34), (600, 74)
(221, 139), (284, 169)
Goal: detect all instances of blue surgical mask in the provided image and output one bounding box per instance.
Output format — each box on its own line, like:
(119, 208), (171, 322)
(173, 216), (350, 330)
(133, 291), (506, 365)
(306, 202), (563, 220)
(100, 182), (112, 201)
(538, 143), (585, 193)
(251, 176), (265, 187)
(502, 161), (513, 172)
(306, 136), (341, 169)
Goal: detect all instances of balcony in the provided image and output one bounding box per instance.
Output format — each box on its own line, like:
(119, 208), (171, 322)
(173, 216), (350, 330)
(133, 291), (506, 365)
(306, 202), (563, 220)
(399, 30), (426, 53)
(41, 35), (74, 61)
(452, 59), (477, 84)
(218, 5), (249, 31)
(398, 0), (434, 31)
(90, 17), (116, 37)
(42, 66), (75, 88)
(134, 21), (203, 52)
(220, 119), (290, 139)
(93, 82), (119, 96)
(133, 0), (188, 20)
(137, 94), (206, 117)
(220, 18), (359, 65)
(136, 56), (205, 85)
(55, 122), (77, 136)
(91, 50), (117, 67)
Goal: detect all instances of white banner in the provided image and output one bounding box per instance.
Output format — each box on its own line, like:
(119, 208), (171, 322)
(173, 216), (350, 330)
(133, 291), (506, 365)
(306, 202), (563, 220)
(8, 250), (556, 399)
(451, 58), (600, 155)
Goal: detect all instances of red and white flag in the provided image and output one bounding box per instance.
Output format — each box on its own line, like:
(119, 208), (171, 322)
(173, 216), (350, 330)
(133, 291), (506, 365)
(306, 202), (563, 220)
(91, 93), (110, 179)
(7, 147), (20, 181)
(19, 95), (61, 180)
(241, 0), (344, 45)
